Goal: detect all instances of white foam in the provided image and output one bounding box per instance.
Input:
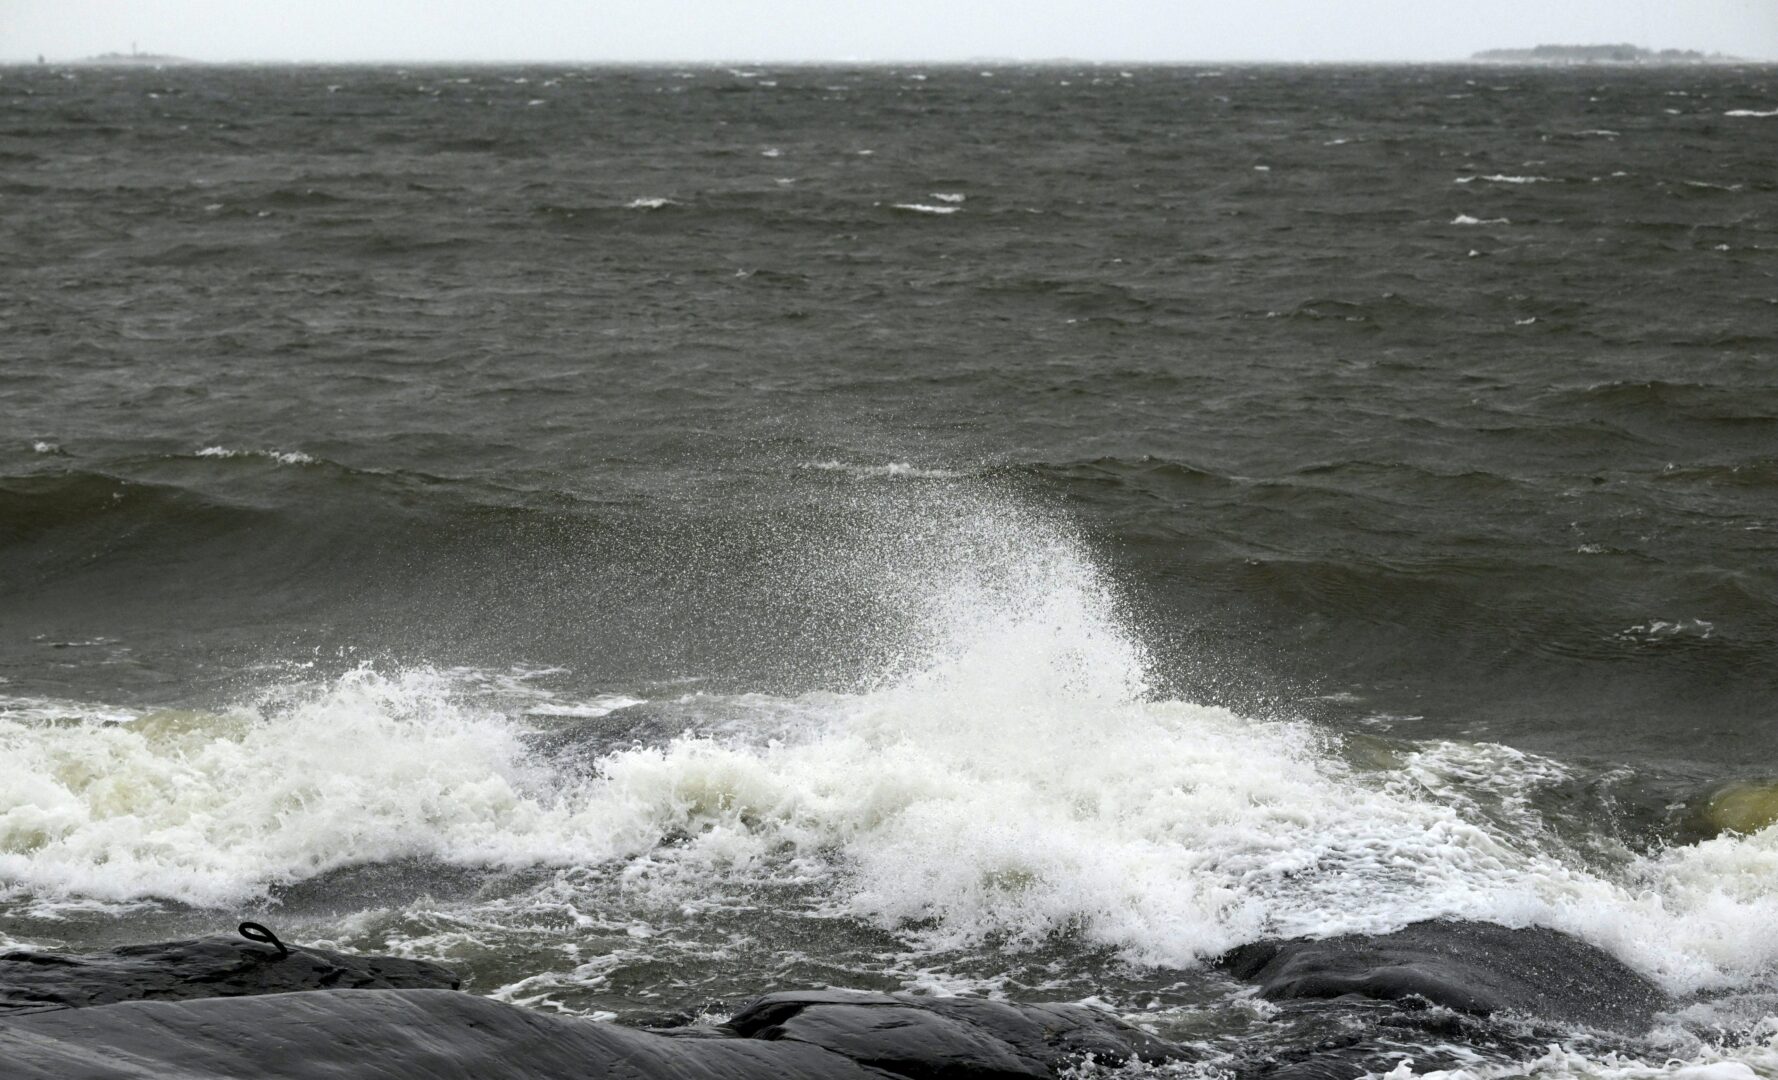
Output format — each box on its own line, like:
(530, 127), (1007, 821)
(930, 193), (965, 204)
(1617, 618), (1714, 642)
(0, 695), (137, 726)
(195, 446), (314, 465)
(525, 696), (645, 719)
(1377, 1034), (1778, 1080)
(1725, 109), (1778, 118)
(31, 440), (60, 454)
(1452, 214), (1510, 225)
(1455, 175), (1554, 184)
(801, 460), (963, 479)
(0, 670), (603, 908)
(624, 197), (675, 210)
(7, 493), (1778, 1000)
(892, 203), (960, 215)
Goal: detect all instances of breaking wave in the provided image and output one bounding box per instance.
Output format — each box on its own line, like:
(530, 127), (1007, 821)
(5, 483), (1778, 1004)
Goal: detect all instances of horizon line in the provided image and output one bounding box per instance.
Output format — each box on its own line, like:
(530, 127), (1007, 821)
(7, 54), (1775, 66)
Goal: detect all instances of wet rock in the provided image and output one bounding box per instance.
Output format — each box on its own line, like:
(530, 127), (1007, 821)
(0, 989), (896, 1080)
(0, 936), (459, 1015)
(1696, 780), (1778, 838)
(0, 937), (1193, 1079)
(1218, 919), (1667, 1032)
(724, 988), (1188, 1077)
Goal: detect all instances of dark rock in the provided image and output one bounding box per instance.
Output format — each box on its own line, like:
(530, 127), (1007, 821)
(0, 936), (460, 1015)
(1217, 920), (1667, 1032)
(0, 937), (1193, 1079)
(724, 988), (1188, 1078)
(0, 986), (1191, 1080)
(0, 989), (899, 1080)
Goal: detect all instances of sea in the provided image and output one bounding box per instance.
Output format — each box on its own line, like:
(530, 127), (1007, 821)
(3, 61), (1777, 1077)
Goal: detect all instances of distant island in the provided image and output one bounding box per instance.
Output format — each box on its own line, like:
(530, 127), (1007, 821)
(81, 46), (195, 66)
(1473, 44), (1738, 64)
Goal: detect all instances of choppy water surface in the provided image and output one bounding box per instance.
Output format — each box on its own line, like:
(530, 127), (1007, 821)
(4, 63), (1778, 1077)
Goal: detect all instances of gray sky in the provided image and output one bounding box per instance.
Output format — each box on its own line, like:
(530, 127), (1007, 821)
(4, 0), (1775, 63)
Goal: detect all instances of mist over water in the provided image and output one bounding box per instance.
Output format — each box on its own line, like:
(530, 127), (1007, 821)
(4, 61), (1778, 1076)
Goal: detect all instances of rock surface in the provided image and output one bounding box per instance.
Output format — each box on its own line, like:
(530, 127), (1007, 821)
(1218, 919), (1668, 1032)
(723, 989), (1187, 1077)
(5, 922), (1657, 1079)
(0, 939), (1190, 1079)
(0, 935), (459, 1015)
(0, 989), (897, 1080)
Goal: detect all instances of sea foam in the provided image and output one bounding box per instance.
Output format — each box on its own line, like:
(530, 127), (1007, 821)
(4, 488), (1778, 998)
(196, 446), (315, 465)
(801, 460), (963, 480)
(1455, 175), (1554, 185)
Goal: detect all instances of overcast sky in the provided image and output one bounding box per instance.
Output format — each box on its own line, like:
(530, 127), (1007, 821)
(4, 0), (1775, 63)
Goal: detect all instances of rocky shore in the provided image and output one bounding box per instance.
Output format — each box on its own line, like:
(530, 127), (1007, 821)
(0, 920), (1669, 1078)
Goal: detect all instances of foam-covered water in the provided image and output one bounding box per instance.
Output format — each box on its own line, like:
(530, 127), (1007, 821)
(6, 487), (1778, 1036)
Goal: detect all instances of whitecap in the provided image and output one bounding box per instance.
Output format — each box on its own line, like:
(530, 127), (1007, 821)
(624, 197), (675, 210)
(1724, 109), (1778, 118)
(1452, 214), (1510, 225)
(195, 446), (314, 465)
(1617, 618), (1714, 642)
(891, 203), (959, 215)
(9, 490), (1778, 1001)
(1455, 174), (1554, 184)
(526, 696), (647, 719)
(801, 460), (962, 480)
(930, 193), (965, 204)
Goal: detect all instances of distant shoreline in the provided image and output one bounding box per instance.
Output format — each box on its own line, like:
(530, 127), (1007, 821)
(1472, 44), (1741, 64)
(78, 52), (197, 65)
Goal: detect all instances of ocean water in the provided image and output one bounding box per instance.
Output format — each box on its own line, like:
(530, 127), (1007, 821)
(3, 62), (1778, 1077)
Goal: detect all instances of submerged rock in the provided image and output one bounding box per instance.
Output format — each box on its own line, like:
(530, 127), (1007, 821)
(0, 937), (1191, 1079)
(1218, 919), (1667, 1032)
(1699, 781), (1778, 838)
(0, 935), (459, 1015)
